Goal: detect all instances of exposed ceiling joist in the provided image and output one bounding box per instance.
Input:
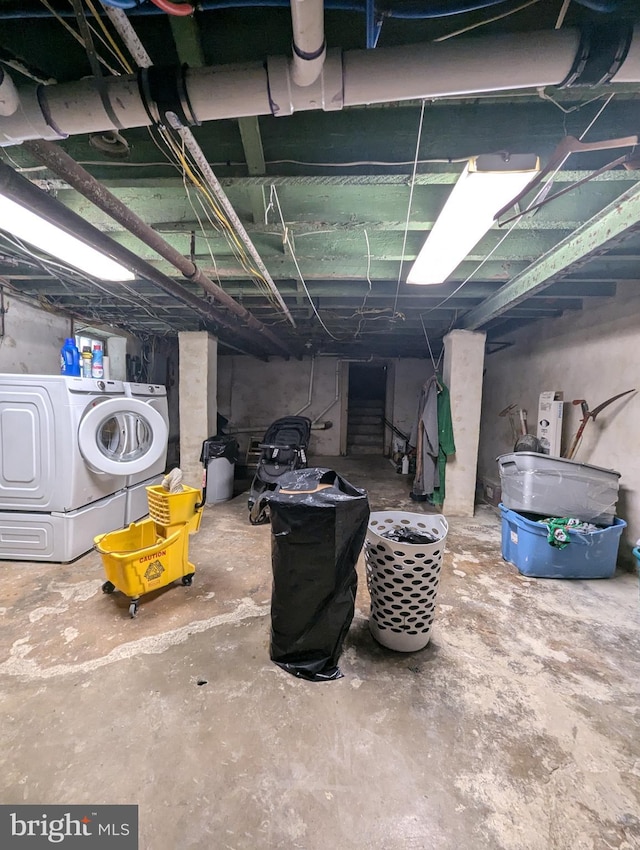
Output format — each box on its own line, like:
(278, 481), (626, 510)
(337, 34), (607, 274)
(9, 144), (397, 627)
(460, 180), (640, 330)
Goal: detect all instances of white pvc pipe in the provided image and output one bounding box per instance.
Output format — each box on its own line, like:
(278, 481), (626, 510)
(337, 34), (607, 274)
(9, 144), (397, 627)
(295, 356), (316, 415)
(2, 27), (640, 146)
(312, 360), (340, 424)
(343, 29), (582, 106)
(0, 69), (19, 117)
(290, 0), (326, 88)
(611, 34), (640, 83)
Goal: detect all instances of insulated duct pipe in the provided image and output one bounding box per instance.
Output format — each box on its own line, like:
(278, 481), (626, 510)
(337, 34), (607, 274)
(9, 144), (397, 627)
(1, 25), (639, 145)
(0, 162), (273, 357)
(23, 139), (296, 358)
(290, 0), (326, 87)
(0, 68), (19, 117)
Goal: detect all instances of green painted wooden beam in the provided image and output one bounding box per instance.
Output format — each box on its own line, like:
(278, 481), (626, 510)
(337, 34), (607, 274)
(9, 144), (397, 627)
(460, 181), (640, 330)
(169, 15), (206, 66)
(238, 117), (267, 177)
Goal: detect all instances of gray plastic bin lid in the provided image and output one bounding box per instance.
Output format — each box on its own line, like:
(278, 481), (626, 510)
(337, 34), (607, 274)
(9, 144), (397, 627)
(496, 452), (621, 478)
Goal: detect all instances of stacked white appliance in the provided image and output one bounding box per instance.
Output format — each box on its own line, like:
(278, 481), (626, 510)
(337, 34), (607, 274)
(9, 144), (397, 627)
(122, 382), (169, 524)
(0, 374), (169, 562)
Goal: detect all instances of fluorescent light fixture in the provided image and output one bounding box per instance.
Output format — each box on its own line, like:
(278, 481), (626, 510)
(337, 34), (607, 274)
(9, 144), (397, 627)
(407, 153), (540, 286)
(0, 194), (135, 282)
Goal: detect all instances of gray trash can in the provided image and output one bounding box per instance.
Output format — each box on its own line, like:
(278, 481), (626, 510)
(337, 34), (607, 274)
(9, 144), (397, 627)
(200, 436), (239, 504)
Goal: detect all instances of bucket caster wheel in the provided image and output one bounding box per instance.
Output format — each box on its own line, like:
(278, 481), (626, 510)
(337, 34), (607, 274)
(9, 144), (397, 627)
(102, 581), (115, 594)
(181, 573), (194, 586)
(128, 601), (139, 618)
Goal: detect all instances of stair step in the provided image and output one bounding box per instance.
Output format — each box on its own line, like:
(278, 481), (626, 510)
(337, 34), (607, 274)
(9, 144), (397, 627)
(348, 433), (382, 446)
(348, 415), (383, 426)
(348, 444), (382, 455)
(349, 400), (384, 412)
(349, 423), (383, 436)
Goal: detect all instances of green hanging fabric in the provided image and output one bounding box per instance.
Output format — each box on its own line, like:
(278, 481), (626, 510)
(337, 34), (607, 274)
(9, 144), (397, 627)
(430, 379), (456, 506)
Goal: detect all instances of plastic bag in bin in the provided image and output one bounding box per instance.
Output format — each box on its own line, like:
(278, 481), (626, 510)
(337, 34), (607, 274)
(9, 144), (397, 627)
(265, 468), (370, 682)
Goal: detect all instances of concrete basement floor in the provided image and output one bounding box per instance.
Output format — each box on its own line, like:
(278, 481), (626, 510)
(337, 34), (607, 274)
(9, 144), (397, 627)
(1, 456), (639, 850)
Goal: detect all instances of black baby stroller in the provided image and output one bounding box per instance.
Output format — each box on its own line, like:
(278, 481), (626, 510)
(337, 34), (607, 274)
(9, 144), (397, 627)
(248, 415), (312, 525)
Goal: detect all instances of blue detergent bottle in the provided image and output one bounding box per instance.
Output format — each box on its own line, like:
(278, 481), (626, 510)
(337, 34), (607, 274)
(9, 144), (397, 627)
(60, 338), (81, 376)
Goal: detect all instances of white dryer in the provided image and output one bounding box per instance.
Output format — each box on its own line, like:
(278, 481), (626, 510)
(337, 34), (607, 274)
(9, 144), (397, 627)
(0, 374), (169, 561)
(122, 381), (169, 524)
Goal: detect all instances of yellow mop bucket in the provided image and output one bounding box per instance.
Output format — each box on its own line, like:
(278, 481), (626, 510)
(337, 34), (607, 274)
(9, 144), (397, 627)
(95, 518), (194, 618)
(146, 483), (203, 535)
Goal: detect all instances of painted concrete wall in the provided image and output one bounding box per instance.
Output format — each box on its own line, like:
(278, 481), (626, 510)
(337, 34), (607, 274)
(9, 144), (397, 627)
(389, 358), (436, 450)
(478, 281), (640, 558)
(0, 295), (71, 374)
(217, 355), (433, 459)
(0, 293), (142, 380)
(218, 356), (341, 457)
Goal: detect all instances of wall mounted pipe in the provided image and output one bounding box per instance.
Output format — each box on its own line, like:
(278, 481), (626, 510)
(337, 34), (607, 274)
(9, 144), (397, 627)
(312, 358), (340, 424)
(295, 355), (315, 415)
(0, 162), (273, 357)
(289, 0), (326, 87)
(2, 25), (639, 146)
(23, 138), (295, 358)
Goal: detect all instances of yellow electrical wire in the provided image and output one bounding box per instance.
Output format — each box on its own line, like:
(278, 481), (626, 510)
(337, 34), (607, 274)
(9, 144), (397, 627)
(158, 128), (282, 304)
(84, 0), (134, 74)
(150, 125), (281, 307)
(58, 1), (288, 320)
(39, 0), (120, 75)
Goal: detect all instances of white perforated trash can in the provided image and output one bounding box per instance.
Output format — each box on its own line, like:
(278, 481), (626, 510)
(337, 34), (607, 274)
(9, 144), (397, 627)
(364, 511), (448, 652)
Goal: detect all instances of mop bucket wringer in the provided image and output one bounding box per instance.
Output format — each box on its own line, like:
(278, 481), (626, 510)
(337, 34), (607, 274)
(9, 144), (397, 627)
(95, 483), (204, 618)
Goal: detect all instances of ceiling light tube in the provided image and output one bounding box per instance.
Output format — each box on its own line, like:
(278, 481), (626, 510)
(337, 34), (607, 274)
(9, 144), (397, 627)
(0, 166), (135, 282)
(406, 153), (540, 286)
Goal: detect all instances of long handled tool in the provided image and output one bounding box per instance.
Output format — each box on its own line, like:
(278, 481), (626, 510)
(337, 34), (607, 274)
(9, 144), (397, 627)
(499, 402), (519, 444)
(565, 389), (636, 460)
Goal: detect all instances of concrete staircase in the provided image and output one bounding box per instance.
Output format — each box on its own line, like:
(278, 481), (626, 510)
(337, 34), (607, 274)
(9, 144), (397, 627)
(347, 398), (384, 455)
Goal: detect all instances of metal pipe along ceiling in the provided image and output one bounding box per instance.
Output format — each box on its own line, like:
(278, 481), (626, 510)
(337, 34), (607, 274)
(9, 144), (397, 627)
(0, 162), (276, 357)
(1, 25), (639, 145)
(22, 139), (296, 358)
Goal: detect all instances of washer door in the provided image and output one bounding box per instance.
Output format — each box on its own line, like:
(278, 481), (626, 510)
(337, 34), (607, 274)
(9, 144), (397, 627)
(78, 398), (169, 477)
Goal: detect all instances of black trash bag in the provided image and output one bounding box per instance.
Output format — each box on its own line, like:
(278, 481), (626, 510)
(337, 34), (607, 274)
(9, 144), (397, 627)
(200, 434), (239, 465)
(381, 528), (437, 545)
(266, 467), (370, 682)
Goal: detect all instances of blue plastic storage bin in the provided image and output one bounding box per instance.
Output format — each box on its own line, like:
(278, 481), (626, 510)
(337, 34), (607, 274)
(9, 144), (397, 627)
(500, 504), (626, 579)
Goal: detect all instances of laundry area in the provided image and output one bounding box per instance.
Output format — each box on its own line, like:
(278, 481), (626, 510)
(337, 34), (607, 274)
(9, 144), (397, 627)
(2, 0), (640, 848)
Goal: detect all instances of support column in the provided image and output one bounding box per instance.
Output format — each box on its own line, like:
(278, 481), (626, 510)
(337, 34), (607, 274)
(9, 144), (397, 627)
(178, 331), (218, 489)
(442, 329), (486, 516)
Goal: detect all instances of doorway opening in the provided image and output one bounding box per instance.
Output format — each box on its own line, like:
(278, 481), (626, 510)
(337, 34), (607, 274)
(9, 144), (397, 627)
(347, 363), (387, 455)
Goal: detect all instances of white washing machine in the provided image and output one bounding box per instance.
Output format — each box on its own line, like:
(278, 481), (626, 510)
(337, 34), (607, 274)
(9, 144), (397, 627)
(122, 381), (169, 524)
(0, 374), (169, 561)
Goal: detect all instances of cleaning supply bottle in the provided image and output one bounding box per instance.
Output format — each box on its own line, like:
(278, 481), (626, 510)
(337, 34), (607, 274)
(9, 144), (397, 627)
(81, 346), (93, 378)
(91, 343), (104, 378)
(401, 455), (410, 475)
(60, 338), (80, 376)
